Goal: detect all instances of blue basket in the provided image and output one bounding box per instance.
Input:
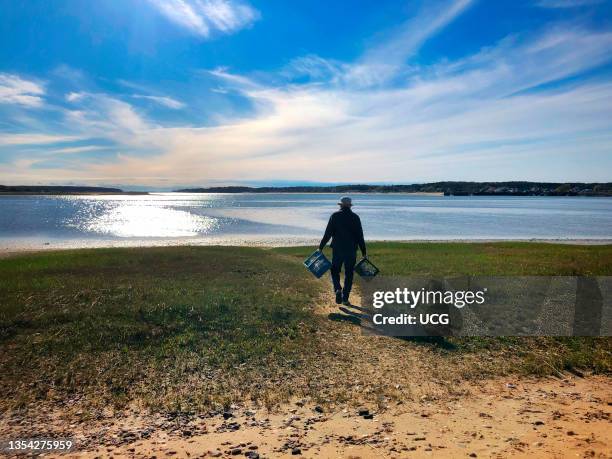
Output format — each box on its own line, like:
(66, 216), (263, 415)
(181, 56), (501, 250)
(304, 250), (331, 278)
(355, 257), (379, 279)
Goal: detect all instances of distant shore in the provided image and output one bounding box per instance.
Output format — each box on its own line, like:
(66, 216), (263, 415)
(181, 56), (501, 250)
(176, 181), (612, 196)
(0, 191), (148, 196)
(3, 180), (612, 196)
(0, 191), (443, 196)
(5, 190), (612, 197)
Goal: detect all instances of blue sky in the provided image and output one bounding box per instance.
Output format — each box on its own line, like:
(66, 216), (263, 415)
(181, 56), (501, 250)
(1, 0), (611, 188)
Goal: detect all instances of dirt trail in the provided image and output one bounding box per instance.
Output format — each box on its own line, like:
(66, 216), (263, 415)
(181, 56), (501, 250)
(3, 287), (611, 458)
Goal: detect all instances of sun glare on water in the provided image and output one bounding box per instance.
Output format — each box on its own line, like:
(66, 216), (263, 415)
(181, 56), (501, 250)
(84, 204), (218, 238)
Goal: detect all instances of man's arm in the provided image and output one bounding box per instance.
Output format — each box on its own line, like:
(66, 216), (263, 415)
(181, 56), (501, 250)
(319, 215), (334, 251)
(356, 215), (366, 256)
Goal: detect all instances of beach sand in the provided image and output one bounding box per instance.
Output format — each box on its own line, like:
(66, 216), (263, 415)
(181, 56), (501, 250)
(34, 376), (609, 458)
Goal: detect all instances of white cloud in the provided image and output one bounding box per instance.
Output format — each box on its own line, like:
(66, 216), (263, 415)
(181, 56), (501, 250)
(131, 94), (185, 109)
(62, 92), (151, 139)
(279, 0), (474, 89)
(3, 7), (612, 185)
(66, 92), (85, 102)
(206, 66), (261, 88)
(0, 133), (79, 146)
(282, 55), (348, 82)
(0, 73), (45, 107)
(43, 145), (108, 155)
(348, 0), (474, 87)
(363, 0), (473, 64)
(147, 0), (259, 38)
(78, 24), (612, 185)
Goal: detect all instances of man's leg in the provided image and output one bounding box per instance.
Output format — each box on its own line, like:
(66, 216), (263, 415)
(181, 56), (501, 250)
(330, 250), (343, 303)
(342, 252), (357, 303)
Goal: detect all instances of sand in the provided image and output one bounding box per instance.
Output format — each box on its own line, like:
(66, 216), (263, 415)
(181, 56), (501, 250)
(7, 376), (603, 458)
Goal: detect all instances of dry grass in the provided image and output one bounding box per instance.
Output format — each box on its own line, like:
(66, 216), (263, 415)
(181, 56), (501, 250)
(0, 243), (610, 421)
(0, 247), (323, 415)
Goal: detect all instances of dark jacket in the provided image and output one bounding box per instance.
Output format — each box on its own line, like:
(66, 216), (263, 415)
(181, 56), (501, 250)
(319, 207), (366, 255)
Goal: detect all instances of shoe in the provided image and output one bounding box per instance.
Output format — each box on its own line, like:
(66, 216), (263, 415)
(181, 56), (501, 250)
(335, 290), (342, 304)
(342, 300), (352, 307)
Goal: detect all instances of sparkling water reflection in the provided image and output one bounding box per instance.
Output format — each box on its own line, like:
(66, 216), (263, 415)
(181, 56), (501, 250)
(1, 193), (611, 248)
(81, 204), (219, 237)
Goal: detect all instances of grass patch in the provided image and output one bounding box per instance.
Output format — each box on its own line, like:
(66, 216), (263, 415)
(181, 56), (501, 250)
(276, 242), (612, 376)
(0, 247), (322, 413)
(275, 242), (612, 276)
(0, 243), (610, 416)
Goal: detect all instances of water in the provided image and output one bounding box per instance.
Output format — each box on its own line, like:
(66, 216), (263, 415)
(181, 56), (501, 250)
(1, 193), (611, 249)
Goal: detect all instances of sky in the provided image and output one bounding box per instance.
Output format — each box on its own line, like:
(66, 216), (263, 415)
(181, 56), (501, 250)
(0, 0), (611, 189)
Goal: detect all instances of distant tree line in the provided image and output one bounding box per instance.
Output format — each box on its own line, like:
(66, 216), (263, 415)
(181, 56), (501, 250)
(0, 185), (122, 193)
(177, 182), (612, 196)
(2, 182), (610, 196)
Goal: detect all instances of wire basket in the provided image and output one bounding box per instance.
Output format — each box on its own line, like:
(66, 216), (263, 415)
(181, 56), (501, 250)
(355, 257), (380, 279)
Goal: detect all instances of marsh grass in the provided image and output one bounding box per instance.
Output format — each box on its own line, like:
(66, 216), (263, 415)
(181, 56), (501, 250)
(276, 242), (612, 377)
(0, 243), (610, 416)
(0, 247), (322, 413)
(276, 242), (612, 276)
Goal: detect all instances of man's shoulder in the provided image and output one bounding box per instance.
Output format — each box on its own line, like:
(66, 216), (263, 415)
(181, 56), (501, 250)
(331, 209), (360, 220)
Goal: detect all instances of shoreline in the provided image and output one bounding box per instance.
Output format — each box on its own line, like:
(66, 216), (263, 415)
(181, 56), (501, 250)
(0, 191), (148, 196)
(0, 191), (447, 196)
(1, 237), (611, 258)
(4, 191), (612, 197)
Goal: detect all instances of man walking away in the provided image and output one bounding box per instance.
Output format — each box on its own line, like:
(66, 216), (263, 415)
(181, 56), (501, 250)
(319, 196), (367, 306)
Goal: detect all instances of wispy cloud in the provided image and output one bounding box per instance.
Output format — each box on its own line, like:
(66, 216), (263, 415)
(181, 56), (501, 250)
(206, 66), (262, 89)
(82, 24), (612, 185)
(279, 0), (474, 89)
(147, 0), (259, 38)
(64, 92), (151, 137)
(43, 145), (108, 155)
(0, 133), (80, 146)
(0, 73), (45, 108)
(3, 4), (612, 185)
(65, 92), (85, 102)
(353, 0), (474, 85)
(131, 94), (185, 109)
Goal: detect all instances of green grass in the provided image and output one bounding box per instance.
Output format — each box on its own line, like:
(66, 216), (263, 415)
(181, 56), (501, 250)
(0, 247), (322, 413)
(0, 243), (610, 416)
(275, 242), (612, 276)
(276, 242), (612, 377)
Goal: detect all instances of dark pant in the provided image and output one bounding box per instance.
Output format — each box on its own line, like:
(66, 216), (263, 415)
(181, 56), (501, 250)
(331, 250), (357, 301)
